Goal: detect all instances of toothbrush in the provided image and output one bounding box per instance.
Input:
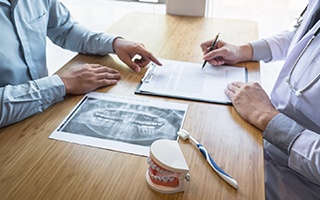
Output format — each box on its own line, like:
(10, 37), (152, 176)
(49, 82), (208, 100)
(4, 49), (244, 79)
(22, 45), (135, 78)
(177, 129), (238, 190)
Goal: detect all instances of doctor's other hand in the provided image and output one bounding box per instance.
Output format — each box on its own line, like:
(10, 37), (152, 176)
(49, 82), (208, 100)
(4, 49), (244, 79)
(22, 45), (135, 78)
(200, 40), (253, 66)
(224, 82), (279, 131)
(56, 63), (121, 95)
(113, 38), (162, 73)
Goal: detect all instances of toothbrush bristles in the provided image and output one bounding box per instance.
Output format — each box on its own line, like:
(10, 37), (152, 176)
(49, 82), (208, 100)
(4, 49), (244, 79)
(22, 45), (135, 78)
(177, 129), (190, 140)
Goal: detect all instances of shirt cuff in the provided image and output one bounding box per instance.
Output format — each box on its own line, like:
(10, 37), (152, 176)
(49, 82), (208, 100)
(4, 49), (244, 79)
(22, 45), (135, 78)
(250, 39), (272, 62)
(34, 74), (66, 110)
(94, 33), (119, 55)
(263, 113), (305, 155)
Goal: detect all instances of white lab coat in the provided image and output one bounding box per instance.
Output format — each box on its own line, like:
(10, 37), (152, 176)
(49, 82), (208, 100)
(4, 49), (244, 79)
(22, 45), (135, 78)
(264, 0), (320, 199)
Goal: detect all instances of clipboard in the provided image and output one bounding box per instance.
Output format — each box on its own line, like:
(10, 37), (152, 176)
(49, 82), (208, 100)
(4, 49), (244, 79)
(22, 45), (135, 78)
(135, 59), (248, 105)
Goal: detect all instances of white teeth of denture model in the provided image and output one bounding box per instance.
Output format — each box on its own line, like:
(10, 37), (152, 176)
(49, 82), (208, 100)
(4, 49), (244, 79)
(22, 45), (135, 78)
(146, 139), (190, 194)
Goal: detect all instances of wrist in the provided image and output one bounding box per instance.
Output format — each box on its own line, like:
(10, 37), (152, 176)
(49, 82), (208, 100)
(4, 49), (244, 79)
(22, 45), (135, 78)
(112, 37), (124, 54)
(238, 43), (253, 62)
(254, 109), (280, 131)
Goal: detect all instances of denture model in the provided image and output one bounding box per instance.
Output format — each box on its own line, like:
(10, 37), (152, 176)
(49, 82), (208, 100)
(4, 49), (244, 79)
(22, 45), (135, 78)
(146, 139), (190, 194)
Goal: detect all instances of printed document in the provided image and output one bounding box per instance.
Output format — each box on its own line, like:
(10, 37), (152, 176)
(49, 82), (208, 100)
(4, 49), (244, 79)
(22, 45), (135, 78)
(136, 59), (247, 104)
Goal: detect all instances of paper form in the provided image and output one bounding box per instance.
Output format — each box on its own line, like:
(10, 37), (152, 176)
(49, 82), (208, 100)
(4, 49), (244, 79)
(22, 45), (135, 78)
(136, 59), (247, 104)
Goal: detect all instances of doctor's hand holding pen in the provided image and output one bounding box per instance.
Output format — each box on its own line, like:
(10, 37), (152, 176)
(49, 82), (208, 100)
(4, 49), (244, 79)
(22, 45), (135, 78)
(200, 39), (253, 66)
(200, 38), (279, 131)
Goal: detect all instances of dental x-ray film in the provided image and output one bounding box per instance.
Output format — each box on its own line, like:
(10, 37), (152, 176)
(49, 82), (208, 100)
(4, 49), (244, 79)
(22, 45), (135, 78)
(49, 92), (188, 156)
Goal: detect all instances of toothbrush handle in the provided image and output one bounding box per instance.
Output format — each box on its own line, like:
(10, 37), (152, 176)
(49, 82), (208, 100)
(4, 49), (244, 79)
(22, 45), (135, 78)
(197, 144), (238, 190)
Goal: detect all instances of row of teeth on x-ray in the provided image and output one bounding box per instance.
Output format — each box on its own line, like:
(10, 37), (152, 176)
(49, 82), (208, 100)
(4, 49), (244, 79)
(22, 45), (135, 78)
(91, 110), (164, 129)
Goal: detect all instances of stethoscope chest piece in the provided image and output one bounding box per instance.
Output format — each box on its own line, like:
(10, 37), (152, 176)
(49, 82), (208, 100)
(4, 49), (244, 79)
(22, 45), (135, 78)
(287, 5), (308, 32)
(286, 76), (302, 97)
(288, 17), (304, 32)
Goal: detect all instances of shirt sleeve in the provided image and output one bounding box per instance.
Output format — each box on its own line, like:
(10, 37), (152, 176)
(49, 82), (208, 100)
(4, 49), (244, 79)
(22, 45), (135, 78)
(250, 39), (272, 62)
(46, 0), (117, 55)
(264, 113), (320, 186)
(250, 30), (296, 62)
(0, 75), (65, 128)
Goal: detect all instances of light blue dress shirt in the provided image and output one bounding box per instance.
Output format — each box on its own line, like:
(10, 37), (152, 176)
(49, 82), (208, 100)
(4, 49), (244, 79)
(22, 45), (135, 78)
(0, 0), (117, 127)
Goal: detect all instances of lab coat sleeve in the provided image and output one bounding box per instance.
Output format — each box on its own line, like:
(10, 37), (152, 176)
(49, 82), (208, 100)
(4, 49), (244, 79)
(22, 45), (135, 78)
(0, 75), (65, 128)
(46, 0), (118, 55)
(289, 131), (320, 186)
(264, 113), (320, 186)
(250, 30), (295, 62)
(264, 30), (296, 61)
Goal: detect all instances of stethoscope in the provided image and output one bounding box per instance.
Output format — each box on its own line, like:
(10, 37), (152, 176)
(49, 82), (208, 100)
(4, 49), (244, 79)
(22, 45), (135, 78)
(285, 5), (320, 97)
(288, 5), (308, 32)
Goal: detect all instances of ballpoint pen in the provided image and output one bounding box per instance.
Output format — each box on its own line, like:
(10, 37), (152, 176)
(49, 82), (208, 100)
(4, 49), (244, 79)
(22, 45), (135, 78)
(202, 32), (220, 69)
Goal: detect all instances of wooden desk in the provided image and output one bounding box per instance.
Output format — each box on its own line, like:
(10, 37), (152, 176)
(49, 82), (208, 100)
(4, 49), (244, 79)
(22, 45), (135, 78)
(0, 13), (264, 199)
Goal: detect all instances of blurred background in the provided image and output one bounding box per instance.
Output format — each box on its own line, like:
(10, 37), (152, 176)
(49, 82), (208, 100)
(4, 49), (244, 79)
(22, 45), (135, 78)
(47, 0), (308, 94)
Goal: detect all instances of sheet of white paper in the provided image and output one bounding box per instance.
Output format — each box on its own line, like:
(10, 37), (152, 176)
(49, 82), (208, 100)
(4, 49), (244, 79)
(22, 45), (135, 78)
(138, 59), (247, 104)
(49, 92), (188, 156)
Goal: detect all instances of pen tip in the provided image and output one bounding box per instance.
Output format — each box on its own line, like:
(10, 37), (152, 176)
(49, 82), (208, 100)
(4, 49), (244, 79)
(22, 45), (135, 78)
(202, 61), (207, 69)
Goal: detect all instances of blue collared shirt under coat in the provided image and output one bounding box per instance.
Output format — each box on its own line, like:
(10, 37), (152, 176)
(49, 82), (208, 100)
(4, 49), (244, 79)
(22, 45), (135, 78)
(0, 0), (117, 127)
